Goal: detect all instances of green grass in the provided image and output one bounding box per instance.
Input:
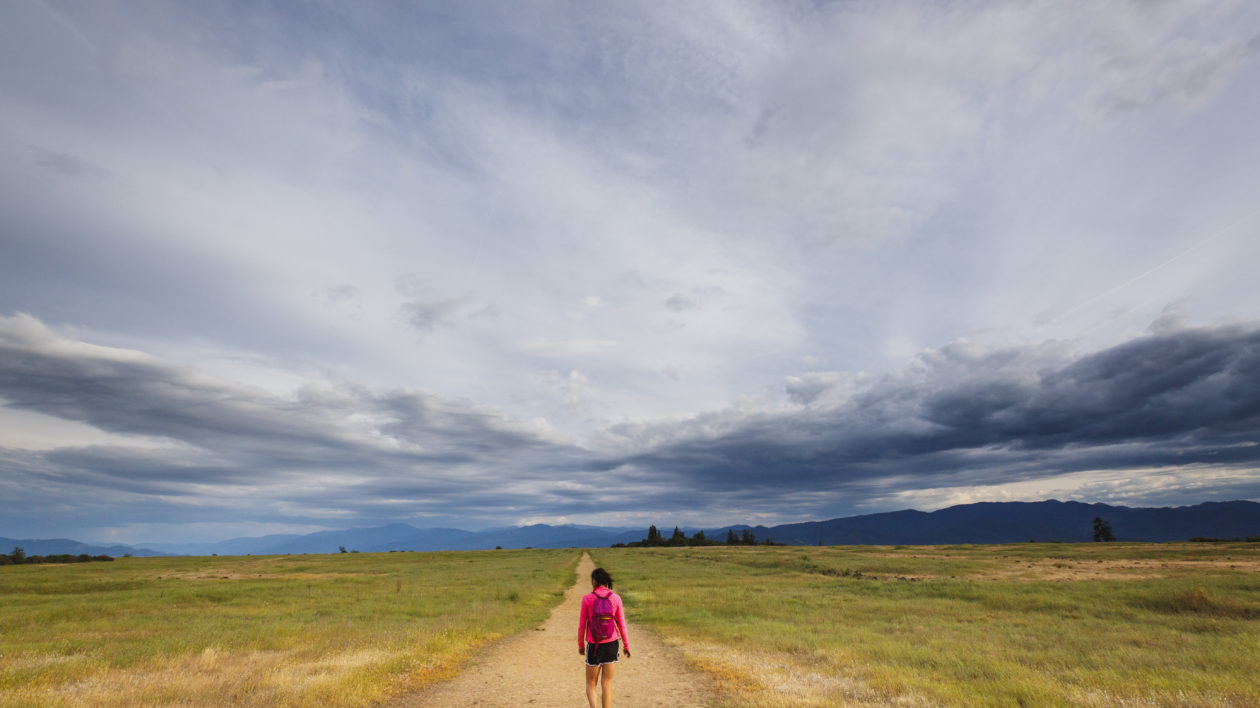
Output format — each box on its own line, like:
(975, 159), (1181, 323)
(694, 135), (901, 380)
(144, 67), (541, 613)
(0, 549), (578, 707)
(592, 544), (1260, 707)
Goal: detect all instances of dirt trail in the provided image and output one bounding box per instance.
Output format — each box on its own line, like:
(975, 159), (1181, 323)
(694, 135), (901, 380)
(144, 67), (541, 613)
(392, 552), (718, 707)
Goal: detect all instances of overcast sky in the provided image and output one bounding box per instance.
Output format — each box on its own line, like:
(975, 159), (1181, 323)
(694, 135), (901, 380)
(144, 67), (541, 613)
(2, 1), (1259, 545)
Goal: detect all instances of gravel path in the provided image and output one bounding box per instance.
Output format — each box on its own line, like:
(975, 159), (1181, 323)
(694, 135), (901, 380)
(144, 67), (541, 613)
(391, 552), (718, 707)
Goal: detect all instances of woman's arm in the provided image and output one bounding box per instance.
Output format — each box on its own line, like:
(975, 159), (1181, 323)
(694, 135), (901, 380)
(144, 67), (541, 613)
(577, 594), (589, 653)
(615, 595), (629, 655)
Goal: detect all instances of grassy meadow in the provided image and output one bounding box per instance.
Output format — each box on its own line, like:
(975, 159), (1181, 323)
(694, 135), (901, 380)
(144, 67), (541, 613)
(0, 549), (578, 707)
(5, 543), (1257, 707)
(593, 543), (1260, 708)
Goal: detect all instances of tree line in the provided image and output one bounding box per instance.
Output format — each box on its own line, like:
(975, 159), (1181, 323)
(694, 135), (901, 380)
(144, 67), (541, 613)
(612, 525), (780, 547)
(0, 547), (115, 566)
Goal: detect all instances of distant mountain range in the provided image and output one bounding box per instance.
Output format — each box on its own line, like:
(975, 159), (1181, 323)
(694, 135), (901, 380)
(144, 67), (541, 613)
(6, 500), (1258, 558)
(744, 499), (1260, 545)
(0, 536), (168, 558)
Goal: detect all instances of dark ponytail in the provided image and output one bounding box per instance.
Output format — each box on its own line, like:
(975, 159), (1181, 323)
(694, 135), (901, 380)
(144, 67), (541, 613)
(591, 567), (613, 589)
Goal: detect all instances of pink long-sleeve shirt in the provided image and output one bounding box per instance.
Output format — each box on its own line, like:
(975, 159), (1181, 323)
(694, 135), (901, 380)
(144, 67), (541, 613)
(578, 587), (629, 646)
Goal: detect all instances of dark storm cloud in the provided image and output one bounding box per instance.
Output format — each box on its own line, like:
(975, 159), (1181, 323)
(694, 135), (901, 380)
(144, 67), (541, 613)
(3, 314), (1259, 533)
(1, 447), (251, 519)
(0, 314), (582, 527)
(0, 314), (552, 465)
(370, 389), (555, 458)
(0, 321), (358, 461)
(920, 325), (1260, 450)
(599, 322), (1260, 504)
(45, 446), (255, 487)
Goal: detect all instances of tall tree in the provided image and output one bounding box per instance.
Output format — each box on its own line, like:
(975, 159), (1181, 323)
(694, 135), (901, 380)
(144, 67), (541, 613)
(1092, 517), (1116, 542)
(669, 526), (686, 546)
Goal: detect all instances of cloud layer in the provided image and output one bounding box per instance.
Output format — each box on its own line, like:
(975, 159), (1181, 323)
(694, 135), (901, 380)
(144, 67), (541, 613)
(0, 314), (585, 534)
(602, 321), (1260, 507)
(3, 313), (1258, 539)
(2, 1), (1259, 541)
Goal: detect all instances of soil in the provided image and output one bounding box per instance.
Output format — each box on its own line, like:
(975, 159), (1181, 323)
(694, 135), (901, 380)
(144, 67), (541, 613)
(390, 553), (719, 707)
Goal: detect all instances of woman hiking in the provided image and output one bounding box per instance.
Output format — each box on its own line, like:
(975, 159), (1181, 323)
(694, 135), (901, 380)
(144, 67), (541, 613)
(578, 567), (630, 708)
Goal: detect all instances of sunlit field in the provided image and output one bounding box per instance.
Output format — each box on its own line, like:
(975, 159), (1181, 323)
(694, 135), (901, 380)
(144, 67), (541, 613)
(594, 543), (1260, 707)
(0, 549), (577, 707)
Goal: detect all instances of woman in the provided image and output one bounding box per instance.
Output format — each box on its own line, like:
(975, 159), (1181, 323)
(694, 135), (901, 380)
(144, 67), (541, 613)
(578, 567), (630, 708)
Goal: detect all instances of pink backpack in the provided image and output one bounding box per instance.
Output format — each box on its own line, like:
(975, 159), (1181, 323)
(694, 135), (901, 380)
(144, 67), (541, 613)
(589, 590), (617, 642)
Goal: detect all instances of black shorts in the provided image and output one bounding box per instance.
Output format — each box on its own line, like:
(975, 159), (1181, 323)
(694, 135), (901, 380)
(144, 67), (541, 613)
(585, 640), (619, 666)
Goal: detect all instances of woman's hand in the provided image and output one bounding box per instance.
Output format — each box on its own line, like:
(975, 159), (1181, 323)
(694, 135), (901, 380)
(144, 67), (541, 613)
(624, 646), (631, 658)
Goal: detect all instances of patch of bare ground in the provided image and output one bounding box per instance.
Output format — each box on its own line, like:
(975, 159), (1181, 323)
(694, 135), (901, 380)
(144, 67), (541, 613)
(389, 553), (719, 707)
(984, 557), (1260, 582)
(656, 637), (934, 708)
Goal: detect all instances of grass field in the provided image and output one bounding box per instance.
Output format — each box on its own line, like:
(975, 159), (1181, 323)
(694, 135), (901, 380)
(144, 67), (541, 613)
(593, 543), (1260, 707)
(0, 549), (578, 707)
(6, 543), (1257, 707)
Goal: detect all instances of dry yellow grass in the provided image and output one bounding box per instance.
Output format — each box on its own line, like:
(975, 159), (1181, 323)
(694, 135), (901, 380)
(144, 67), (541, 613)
(0, 549), (578, 707)
(594, 543), (1260, 707)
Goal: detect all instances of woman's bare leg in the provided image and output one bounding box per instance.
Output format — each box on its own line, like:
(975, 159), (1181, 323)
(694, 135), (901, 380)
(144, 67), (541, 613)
(585, 664), (601, 708)
(599, 662), (616, 708)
